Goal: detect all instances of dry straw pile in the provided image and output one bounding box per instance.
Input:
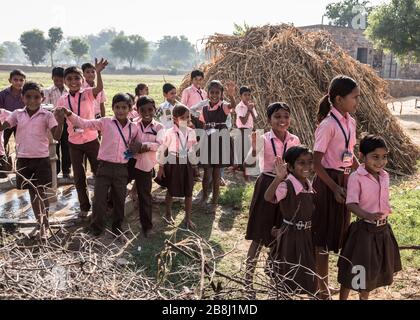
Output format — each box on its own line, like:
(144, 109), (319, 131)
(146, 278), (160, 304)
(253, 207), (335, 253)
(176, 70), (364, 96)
(180, 25), (419, 175)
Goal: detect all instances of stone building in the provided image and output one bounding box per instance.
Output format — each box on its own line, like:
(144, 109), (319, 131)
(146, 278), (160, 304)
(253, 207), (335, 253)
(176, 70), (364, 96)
(298, 24), (419, 80)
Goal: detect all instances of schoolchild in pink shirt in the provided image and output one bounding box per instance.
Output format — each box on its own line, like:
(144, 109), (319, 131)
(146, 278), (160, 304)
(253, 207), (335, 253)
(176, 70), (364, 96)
(0, 82), (64, 239)
(57, 59), (108, 218)
(131, 96), (164, 237)
(156, 105), (198, 230)
(312, 75), (360, 299)
(338, 135), (401, 300)
(234, 86), (258, 181)
(244, 102), (300, 288)
(62, 93), (138, 236)
(264, 146), (317, 294)
(82, 62), (107, 118)
(181, 70), (208, 130)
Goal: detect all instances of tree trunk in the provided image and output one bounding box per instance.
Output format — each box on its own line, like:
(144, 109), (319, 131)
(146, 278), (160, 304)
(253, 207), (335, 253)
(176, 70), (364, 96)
(50, 50), (54, 67)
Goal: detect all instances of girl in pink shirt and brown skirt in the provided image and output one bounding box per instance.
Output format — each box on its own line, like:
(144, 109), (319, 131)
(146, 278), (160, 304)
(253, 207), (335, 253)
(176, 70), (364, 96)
(337, 134), (401, 300)
(312, 75), (360, 299)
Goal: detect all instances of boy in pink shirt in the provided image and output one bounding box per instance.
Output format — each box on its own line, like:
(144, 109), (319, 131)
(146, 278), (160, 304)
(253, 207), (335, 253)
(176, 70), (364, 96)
(82, 62), (107, 118)
(0, 82), (64, 239)
(234, 86), (258, 181)
(338, 134), (401, 300)
(61, 93), (139, 236)
(181, 70), (207, 130)
(57, 59), (108, 218)
(131, 96), (164, 236)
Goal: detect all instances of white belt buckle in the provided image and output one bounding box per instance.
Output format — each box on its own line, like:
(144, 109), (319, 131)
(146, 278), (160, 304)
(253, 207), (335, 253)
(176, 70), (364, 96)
(343, 167), (352, 175)
(376, 219), (387, 227)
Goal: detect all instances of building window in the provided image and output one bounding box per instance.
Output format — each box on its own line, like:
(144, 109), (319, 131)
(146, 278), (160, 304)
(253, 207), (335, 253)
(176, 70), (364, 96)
(357, 48), (368, 64)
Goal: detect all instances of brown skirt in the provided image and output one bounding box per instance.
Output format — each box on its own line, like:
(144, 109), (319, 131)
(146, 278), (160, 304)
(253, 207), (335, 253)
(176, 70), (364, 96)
(155, 160), (195, 198)
(337, 220), (402, 292)
(246, 174), (281, 246)
(267, 227), (317, 294)
(312, 169), (351, 253)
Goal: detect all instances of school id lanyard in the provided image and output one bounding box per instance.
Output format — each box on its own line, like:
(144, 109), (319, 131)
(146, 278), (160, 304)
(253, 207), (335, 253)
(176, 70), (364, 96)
(113, 120), (132, 149)
(197, 89), (204, 100)
(176, 131), (189, 154)
(67, 92), (82, 116)
(330, 113), (351, 150)
(270, 138), (288, 161)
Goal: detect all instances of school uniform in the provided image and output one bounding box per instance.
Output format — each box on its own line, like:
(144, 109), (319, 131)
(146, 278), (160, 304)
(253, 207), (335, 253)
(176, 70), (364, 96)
(199, 101), (234, 168)
(337, 165), (402, 291)
(156, 125), (197, 197)
(6, 107), (57, 223)
(0, 109), (11, 178)
(44, 85), (71, 176)
(267, 174), (317, 294)
(67, 114), (139, 233)
(82, 81), (107, 118)
(0, 87), (25, 156)
(234, 101), (257, 166)
(133, 119), (164, 233)
(156, 100), (177, 129)
(246, 130), (301, 246)
(181, 85), (207, 129)
(57, 88), (100, 212)
(312, 107), (357, 253)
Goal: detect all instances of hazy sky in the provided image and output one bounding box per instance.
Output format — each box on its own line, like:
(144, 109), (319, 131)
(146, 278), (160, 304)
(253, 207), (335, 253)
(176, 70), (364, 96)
(1, 0), (389, 45)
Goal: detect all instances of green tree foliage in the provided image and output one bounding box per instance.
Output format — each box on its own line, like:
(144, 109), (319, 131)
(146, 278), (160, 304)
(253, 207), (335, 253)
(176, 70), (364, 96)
(69, 38), (90, 65)
(110, 35), (148, 69)
(19, 29), (48, 66)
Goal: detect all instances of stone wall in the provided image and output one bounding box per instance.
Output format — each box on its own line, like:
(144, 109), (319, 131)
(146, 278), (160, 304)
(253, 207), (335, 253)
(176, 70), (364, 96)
(386, 79), (420, 98)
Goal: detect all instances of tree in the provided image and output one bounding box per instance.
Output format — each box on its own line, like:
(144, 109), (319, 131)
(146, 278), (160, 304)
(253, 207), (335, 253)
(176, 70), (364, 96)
(0, 45), (5, 61)
(151, 36), (195, 69)
(325, 0), (373, 28)
(0, 41), (27, 64)
(87, 28), (123, 60)
(20, 29), (48, 66)
(47, 27), (63, 67)
(366, 0), (420, 62)
(69, 38), (90, 65)
(110, 35), (148, 69)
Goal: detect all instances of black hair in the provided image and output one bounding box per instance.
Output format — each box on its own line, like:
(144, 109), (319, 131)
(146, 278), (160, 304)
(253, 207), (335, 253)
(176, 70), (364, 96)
(266, 102), (290, 119)
(239, 86), (251, 95)
(112, 93), (132, 108)
(125, 92), (135, 106)
(136, 95), (156, 110)
(51, 67), (64, 78)
(359, 134), (388, 156)
(64, 66), (83, 79)
(317, 75), (358, 123)
(284, 145), (312, 169)
(9, 69), (26, 79)
(191, 70), (204, 80)
(172, 104), (190, 118)
(22, 82), (43, 96)
(135, 83), (148, 97)
(163, 83), (176, 94)
(207, 80), (224, 94)
(81, 63), (95, 72)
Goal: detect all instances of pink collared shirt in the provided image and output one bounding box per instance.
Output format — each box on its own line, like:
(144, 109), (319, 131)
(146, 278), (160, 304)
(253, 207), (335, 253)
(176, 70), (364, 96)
(57, 88), (98, 145)
(0, 109), (11, 156)
(181, 85), (208, 108)
(313, 107), (357, 170)
(67, 115), (138, 164)
(159, 125), (197, 161)
(82, 81), (106, 116)
(134, 119), (164, 172)
(275, 174), (314, 203)
(6, 107), (57, 158)
(235, 101), (257, 129)
(256, 130), (301, 173)
(198, 101), (231, 123)
(346, 164), (391, 218)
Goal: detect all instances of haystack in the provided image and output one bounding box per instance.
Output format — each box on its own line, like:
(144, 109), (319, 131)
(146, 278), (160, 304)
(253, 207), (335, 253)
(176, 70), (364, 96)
(179, 24), (420, 175)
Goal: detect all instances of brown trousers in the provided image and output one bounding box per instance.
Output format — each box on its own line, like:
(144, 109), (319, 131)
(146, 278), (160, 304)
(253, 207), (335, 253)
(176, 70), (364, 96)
(90, 161), (128, 232)
(134, 169), (153, 232)
(68, 139), (100, 212)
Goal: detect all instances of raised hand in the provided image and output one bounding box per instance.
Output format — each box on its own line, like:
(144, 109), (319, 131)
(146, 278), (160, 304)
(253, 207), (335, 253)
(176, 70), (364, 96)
(225, 80), (237, 97)
(95, 58), (109, 73)
(274, 157), (287, 179)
